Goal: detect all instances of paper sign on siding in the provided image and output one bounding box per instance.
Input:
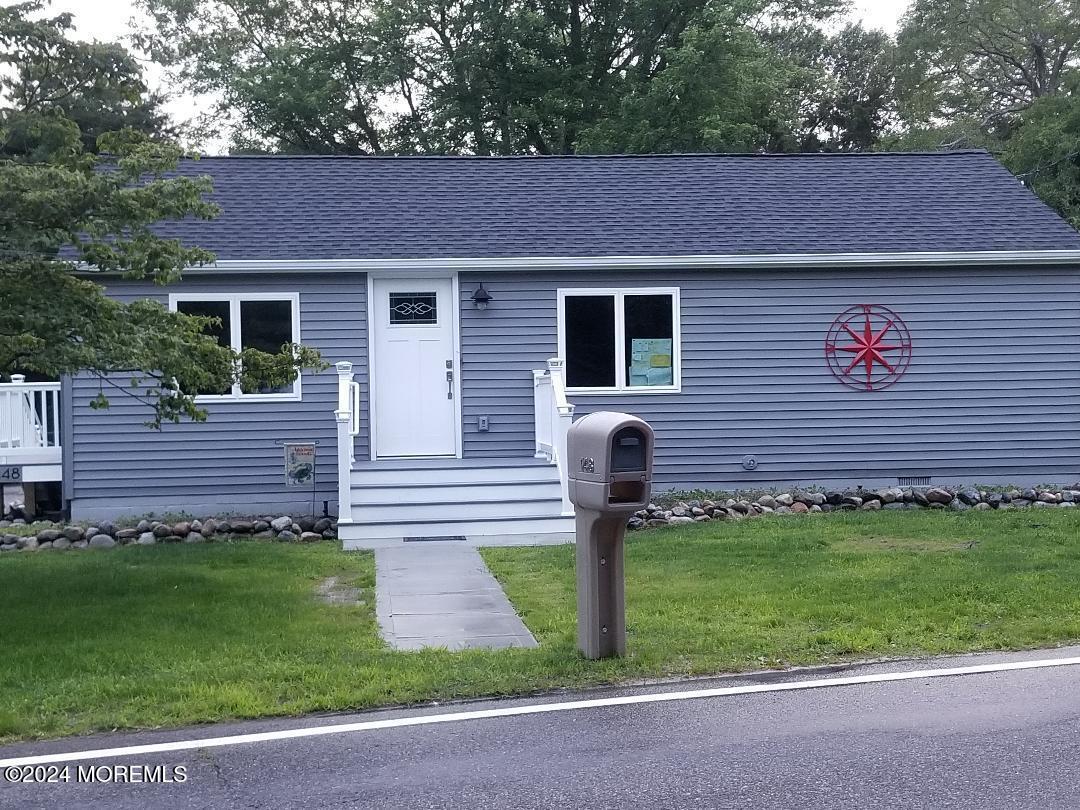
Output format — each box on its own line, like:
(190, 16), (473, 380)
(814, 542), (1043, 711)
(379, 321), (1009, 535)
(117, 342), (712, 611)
(284, 443), (316, 488)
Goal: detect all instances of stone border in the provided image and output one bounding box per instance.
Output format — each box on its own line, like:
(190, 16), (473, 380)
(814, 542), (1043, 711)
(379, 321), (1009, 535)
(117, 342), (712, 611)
(0, 515), (338, 552)
(628, 484), (1080, 529)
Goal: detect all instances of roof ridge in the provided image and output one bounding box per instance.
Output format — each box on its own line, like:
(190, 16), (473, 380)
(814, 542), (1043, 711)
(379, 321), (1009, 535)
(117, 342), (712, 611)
(186, 150), (992, 161)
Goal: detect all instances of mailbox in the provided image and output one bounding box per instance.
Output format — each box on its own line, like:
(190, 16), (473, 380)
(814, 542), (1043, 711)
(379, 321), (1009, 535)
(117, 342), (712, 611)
(566, 412), (654, 659)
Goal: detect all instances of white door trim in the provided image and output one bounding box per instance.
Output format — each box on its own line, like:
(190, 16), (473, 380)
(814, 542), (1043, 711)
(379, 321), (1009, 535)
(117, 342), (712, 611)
(366, 273), (463, 461)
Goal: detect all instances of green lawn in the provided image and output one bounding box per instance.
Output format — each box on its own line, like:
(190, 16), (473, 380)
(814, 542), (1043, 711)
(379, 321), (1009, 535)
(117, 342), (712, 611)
(1, 509), (1078, 742)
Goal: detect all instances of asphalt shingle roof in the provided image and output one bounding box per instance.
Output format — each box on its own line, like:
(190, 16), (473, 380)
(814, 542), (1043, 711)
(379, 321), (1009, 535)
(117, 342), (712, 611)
(157, 151), (1080, 260)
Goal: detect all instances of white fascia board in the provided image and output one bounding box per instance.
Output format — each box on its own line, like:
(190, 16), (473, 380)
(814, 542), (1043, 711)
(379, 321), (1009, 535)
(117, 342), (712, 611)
(184, 250), (1080, 274)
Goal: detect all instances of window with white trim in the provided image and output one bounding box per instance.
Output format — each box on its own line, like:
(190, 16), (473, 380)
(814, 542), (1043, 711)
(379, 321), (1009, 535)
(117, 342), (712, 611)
(169, 293), (302, 400)
(558, 288), (681, 392)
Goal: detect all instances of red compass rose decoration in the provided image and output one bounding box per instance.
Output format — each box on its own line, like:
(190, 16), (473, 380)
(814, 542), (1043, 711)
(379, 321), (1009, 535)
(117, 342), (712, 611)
(825, 304), (912, 392)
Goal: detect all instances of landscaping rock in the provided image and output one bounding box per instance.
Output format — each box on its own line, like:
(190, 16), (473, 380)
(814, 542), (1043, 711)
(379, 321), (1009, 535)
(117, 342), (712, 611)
(184, 532), (206, 543)
(298, 516), (318, 532)
(757, 495), (776, 509)
(97, 520), (117, 536)
(89, 535), (116, 549)
(231, 520), (255, 534)
(115, 528), (139, 541)
(861, 500), (882, 511)
(72, 540), (88, 549)
(254, 530), (273, 538)
(646, 519), (669, 528)
(300, 531), (323, 541)
(0, 543), (16, 552)
(216, 520), (232, 534)
(173, 522), (191, 537)
(775, 493), (794, 507)
(974, 502), (992, 511)
(313, 517), (333, 533)
(669, 516), (694, 525)
(925, 487), (953, 504)
(270, 516), (293, 532)
(135, 519), (152, 532)
(85, 527), (99, 540)
(61, 526), (84, 541)
(1037, 491), (1060, 504)
(18, 536), (37, 550)
(948, 499), (969, 511)
(958, 489), (982, 506)
(841, 495), (863, 508)
(36, 529), (62, 542)
(322, 529), (336, 539)
(136, 532), (157, 545)
(253, 521), (270, 533)
(152, 524), (173, 538)
(38, 541), (53, 549)
(912, 489), (930, 506)
(53, 537), (73, 550)
(791, 502), (809, 514)
(201, 519), (217, 535)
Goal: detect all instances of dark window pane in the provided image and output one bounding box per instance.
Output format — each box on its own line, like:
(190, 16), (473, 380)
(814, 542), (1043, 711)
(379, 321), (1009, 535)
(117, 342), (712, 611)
(177, 300), (230, 347)
(240, 299), (294, 394)
(565, 295), (615, 388)
(177, 300), (231, 395)
(625, 295), (674, 388)
(389, 292), (437, 324)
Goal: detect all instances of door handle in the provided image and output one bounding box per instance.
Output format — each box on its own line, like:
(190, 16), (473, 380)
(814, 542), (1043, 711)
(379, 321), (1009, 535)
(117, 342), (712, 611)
(446, 369), (454, 399)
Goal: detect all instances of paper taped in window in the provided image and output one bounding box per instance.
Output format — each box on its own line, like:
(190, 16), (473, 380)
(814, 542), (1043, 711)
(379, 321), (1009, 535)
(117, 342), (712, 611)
(630, 338), (673, 387)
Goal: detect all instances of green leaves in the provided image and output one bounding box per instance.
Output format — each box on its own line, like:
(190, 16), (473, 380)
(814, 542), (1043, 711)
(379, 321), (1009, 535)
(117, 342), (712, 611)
(1, 2), (324, 427)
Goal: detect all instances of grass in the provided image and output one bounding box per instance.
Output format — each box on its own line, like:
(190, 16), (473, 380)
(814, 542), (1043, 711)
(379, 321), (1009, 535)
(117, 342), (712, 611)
(1, 509), (1078, 742)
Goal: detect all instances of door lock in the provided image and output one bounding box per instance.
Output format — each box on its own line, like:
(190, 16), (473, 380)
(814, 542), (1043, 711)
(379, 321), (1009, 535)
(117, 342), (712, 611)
(446, 369), (454, 399)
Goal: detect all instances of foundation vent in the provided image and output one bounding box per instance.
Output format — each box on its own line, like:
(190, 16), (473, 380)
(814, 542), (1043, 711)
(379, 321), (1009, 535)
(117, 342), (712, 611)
(897, 476), (932, 487)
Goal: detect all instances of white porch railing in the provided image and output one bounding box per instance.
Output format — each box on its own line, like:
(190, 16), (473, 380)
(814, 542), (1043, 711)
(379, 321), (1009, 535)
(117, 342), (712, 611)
(533, 358), (575, 515)
(335, 361), (360, 522)
(0, 376), (62, 469)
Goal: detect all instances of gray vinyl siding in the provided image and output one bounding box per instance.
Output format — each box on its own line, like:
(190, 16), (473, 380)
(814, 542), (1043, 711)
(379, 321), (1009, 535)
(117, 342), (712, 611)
(459, 266), (1080, 490)
(68, 273), (368, 520)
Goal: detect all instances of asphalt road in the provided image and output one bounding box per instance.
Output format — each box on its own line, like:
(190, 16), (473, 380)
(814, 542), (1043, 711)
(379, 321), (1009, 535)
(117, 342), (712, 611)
(3, 645), (1080, 809)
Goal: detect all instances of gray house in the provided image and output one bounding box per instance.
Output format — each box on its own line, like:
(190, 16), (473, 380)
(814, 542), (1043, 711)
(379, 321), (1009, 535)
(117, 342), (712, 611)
(16, 150), (1080, 545)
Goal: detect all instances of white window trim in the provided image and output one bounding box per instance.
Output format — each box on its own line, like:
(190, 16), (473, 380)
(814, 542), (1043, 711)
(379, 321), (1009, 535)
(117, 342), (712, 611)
(557, 287), (682, 395)
(168, 292), (302, 403)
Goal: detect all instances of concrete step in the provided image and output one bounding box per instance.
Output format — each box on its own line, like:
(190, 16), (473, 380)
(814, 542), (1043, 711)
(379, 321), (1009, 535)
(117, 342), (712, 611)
(353, 496), (564, 522)
(340, 513), (575, 546)
(351, 462), (558, 487)
(351, 480), (563, 506)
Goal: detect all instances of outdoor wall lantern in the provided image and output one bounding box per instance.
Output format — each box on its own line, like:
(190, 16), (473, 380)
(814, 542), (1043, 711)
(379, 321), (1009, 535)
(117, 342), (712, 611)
(470, 283), (493, 310)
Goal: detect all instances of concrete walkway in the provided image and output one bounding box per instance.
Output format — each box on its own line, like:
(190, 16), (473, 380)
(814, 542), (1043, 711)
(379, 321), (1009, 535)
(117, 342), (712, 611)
(374, 542), (539, 651)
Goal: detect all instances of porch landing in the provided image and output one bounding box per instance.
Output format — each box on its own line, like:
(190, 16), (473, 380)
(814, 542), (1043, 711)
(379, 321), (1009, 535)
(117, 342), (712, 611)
(374, 541), (539, 650)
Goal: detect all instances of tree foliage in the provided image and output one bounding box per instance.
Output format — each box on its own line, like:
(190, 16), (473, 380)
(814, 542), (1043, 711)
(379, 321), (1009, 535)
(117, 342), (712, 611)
(138, 0), (857, 155)
(0, 1), (323, 426)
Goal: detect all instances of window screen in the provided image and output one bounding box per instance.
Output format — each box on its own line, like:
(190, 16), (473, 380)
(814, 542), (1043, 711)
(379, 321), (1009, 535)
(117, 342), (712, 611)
(564, 295), (616, 388)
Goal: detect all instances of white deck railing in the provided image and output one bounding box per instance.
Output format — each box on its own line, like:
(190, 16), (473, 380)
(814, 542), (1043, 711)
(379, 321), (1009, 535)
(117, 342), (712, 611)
(0, 376), (62, 468)
(533, 358), (575, 515)
(335, 361), (360, 522)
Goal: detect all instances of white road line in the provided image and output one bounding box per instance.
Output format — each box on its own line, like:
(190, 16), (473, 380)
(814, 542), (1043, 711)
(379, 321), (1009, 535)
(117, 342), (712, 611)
(3, 655), (1079, 767)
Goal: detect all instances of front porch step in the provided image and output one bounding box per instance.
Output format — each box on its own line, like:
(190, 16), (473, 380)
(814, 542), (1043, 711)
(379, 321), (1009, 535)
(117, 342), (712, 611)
(342, 458), (573, 545)
(340, 514), (575, 546)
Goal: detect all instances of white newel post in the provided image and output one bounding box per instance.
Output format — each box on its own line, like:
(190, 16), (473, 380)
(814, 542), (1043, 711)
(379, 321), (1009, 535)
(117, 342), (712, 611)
(334, 361), (356, 523)
(547, 358), (575, 515)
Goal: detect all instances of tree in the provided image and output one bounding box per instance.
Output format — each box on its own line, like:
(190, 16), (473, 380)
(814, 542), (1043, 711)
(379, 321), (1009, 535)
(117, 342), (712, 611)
(1001, 81), (1080, 227)
(895, 0), (1080, 137)
(774, 23), (897, 152)
(0, 1), (170, 155)
(1, 3), (322, 426)
(136, 0), (845, 155)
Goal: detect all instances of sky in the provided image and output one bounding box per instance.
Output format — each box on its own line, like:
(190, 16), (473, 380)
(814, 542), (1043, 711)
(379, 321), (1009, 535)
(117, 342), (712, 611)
(21, 0), (910, 150)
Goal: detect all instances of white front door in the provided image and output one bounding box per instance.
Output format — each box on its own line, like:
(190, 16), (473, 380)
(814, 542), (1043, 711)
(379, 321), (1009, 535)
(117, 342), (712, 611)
(371, 278), (459, 458)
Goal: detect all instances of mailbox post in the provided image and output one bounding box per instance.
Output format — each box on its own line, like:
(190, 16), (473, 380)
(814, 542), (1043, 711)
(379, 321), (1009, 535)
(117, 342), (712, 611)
(566, 412), (654, 659)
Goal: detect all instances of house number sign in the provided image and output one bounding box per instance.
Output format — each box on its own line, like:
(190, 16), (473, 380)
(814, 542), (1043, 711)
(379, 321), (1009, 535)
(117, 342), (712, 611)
(825, 304), (912, 392)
